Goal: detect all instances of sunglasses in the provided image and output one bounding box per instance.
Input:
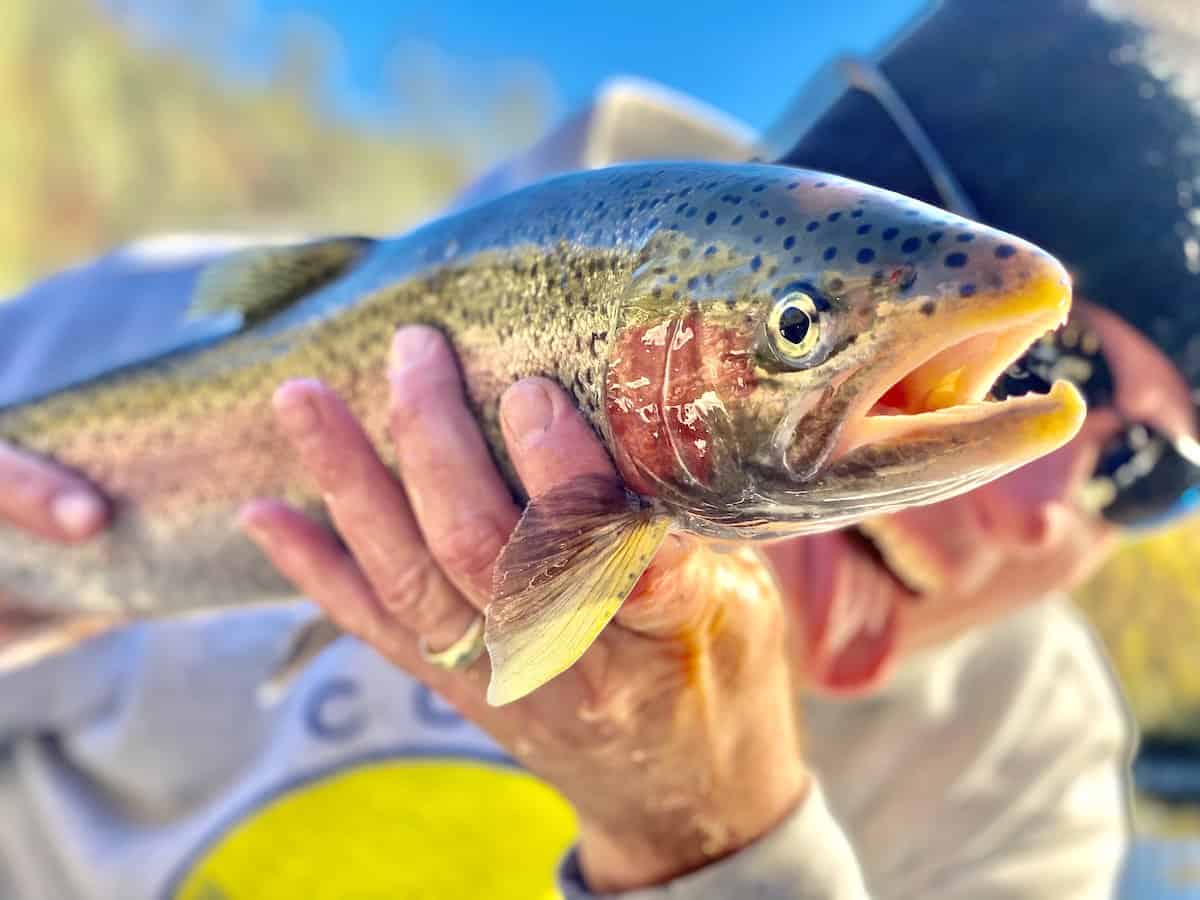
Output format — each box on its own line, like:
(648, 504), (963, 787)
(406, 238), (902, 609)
(767, 55), (1200, 532)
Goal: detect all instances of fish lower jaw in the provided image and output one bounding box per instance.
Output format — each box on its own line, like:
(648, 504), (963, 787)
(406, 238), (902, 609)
(838, 380), (1084, 458)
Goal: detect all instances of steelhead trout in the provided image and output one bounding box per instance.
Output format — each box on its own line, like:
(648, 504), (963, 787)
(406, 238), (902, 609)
(0, 162), (1084, 704)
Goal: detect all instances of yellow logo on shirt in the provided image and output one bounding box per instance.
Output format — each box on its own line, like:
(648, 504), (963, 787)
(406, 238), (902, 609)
(172, 758), (578, 900)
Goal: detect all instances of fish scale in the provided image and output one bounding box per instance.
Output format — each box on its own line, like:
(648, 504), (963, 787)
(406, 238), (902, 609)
(0, 162), (1085, 705)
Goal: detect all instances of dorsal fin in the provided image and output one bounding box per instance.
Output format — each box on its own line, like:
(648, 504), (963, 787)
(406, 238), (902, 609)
(188, 236), (375, 325)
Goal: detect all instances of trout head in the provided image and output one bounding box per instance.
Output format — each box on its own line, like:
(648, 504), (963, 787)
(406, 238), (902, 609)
(603, 166), (1084, 537)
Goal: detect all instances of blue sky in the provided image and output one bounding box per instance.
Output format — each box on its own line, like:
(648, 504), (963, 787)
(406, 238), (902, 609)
(217, 0), (923, 134)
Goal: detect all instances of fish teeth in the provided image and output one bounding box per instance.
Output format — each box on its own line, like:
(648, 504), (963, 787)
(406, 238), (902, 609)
(856, 518), (946, 595)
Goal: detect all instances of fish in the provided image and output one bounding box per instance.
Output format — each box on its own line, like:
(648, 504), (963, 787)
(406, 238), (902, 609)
(0, 161), (1085, 705)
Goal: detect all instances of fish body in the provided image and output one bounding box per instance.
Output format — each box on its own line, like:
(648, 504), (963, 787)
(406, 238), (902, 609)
(0, 162), (1084, 703)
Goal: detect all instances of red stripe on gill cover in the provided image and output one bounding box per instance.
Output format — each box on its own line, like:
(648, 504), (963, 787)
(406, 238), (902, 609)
(605, 309), (755, 496)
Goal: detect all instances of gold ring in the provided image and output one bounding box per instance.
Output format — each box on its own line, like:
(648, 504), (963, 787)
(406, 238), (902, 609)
(418, 615), (486, 671)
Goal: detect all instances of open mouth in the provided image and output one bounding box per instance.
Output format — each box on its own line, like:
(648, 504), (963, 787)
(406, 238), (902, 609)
(831, 273), (1083, 598)
(834, 278), (1081, 462)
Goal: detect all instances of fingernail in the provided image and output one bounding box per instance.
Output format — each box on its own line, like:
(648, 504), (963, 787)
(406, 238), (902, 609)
(273, 384), (320, 436)
(236, 505), (272, 547)
(502, 381), (554, 446)
(389, 327), (436, 374)
(51, 490), (105, 538)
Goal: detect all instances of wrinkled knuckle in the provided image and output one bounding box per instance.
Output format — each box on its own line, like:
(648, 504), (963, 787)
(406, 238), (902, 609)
(377, 556), (440, 620)
(430, 515), (506, 586)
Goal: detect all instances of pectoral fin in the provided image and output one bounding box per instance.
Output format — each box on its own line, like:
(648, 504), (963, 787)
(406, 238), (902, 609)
(189, 236), (375, 325)
(485, 475), (670, 706)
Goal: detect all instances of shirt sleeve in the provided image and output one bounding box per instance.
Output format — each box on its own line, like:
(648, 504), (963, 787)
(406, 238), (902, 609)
(557, 779), (871, 900)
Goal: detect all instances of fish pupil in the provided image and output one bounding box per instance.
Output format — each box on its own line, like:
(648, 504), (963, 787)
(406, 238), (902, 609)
(779, 307), (812, 345)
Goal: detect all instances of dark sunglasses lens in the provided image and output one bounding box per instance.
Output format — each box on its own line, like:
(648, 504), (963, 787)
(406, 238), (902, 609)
(992, 325), (1115, 408)
(1091, 427), (1200, 529)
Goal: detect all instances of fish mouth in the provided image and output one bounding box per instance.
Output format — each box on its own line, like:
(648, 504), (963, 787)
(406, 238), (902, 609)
(831, 269), (1084, 471)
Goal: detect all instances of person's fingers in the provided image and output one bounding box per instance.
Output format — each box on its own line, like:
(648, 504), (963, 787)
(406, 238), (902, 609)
(238, 499), (393, 648)
(498, 377), (618, 493)
(271, 378), (476, 651)
(387, 327), (520, 606)
(0, 443), (107, 543)
(238, 498), (490, 712)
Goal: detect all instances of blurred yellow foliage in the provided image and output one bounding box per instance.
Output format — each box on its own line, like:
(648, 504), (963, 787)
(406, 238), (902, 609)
(0, 0), (535, 298)
(1075, 518), (1200, 740)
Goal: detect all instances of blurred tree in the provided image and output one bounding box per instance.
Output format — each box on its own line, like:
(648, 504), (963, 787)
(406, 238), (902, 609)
(0, 0), (553, 297)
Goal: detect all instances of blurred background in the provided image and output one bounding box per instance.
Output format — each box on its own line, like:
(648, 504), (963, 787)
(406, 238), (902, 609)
(5, 0), (1200, 893)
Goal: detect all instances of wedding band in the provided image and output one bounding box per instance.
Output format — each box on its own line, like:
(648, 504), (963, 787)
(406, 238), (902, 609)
(418, 614), (486, 671)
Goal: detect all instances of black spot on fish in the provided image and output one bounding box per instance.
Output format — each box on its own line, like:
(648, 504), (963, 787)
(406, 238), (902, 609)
(928, 231), (944, 244)
(754, 235), (763, 244)
(775, 216), (787, 226)
(752, 184), (766, 192)
(959, 283), (977, 297)
(784, 235), (796, 250)
(857, 248), (876, 264)
(901, 237), (921, 253)
(920, 300), (937, 316)
(759, 210), (769, 219)
(851, 209), (864, 218)
(995, 244), (1017, 259)
(687, 276), (700, 289)
(857, 224), (872, 235)
(750, 255), (763, 271)
(882, 227), (899, 241)
(956, 233), (974, 243)
(945, 252), (968, 268)
(787, 182), (799, 190)
(824, 246), (838, 261)
(828, 211), (842, 222)
(705, 211), (717, 225)
(806, 221), (820, 232)
(678, 247), (691, 260)
(732, 214), (743, 225)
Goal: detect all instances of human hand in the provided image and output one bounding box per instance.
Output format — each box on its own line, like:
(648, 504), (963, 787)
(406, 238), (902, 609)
(0, 442), (108, 638)
(239, 325), (808, 892)
(0, 442), (108, 543)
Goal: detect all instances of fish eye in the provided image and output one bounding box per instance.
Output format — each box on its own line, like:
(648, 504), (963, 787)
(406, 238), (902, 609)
(768, 291), (821, 364)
